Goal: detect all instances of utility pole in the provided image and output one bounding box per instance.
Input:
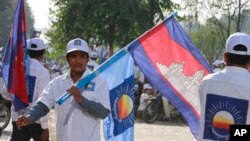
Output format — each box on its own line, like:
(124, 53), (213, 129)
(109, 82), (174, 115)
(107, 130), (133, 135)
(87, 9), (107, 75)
(237, 0), (241, 32)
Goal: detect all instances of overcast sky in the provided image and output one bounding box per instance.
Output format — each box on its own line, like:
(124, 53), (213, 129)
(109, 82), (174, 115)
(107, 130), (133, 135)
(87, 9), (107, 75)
(27, 0), (50, 29)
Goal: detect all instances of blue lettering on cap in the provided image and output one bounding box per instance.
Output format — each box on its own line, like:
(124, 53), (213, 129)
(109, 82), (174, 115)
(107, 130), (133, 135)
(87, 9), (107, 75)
(74, 40), (81, 46)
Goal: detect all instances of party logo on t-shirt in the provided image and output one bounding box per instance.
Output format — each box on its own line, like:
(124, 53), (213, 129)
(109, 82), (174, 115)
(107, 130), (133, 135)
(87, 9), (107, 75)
(84, 82), (95, 91)
(28, 75), (36, 102)
(203, 94), (248, 141)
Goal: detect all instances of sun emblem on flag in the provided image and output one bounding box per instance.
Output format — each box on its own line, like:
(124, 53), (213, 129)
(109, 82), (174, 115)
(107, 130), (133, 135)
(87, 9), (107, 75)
(109, 76), (135, 136)
(113, 85), (134, 124)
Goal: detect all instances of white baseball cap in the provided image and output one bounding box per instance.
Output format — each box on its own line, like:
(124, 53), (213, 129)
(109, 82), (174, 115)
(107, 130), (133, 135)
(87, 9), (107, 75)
(27, 38), (46, 51)
(90, 51), (98, 58)
(212, 60), (221, 67)
(225, 32), (250, 55)
(143, 83), (152, 89)
(66, 38), (90, 54)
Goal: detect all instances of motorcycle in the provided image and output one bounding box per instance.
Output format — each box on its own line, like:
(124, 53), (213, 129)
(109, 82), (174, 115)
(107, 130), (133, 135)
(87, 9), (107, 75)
(143, 94), (184, 124)
(0, 94), (11, 133)
(143, 95), (165, 123)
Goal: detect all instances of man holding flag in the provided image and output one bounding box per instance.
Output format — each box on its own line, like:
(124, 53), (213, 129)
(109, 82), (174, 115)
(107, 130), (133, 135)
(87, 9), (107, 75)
(12, 9), (215, 140)
(10, 38), (50, 141)
(52, 13), (212, 140)
(2, 0), (50, 141)
(16, 38), (111, 141)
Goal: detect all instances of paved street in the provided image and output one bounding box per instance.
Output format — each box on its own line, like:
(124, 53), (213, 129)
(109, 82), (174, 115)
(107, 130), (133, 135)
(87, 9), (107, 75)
(1, 109), (196, 141)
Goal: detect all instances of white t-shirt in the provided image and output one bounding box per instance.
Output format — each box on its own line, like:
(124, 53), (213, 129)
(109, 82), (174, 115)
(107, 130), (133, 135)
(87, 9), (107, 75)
(38, 69), (110, 141)
(199, 66), (250, 141)
(213, 68), (222, 73)
(138, 93), (149, 111)
(12, 58), (50, 129)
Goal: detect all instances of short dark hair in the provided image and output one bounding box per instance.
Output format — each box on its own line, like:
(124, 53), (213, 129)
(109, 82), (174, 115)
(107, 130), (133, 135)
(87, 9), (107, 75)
(27, 49), (45, 58)
(226, 44), (250, 66)
(227, 53), (250, 66)
(66, 51), (89, 61)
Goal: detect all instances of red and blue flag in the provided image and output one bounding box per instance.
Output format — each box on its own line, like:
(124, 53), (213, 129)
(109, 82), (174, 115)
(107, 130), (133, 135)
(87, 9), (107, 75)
(128, 14), (212, 139)
(2, 0), (28, 111)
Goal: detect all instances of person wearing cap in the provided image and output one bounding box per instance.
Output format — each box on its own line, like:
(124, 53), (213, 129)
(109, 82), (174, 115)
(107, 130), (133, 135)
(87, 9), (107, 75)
(9, 38), (50, 141)
(137, 83), (154, 121)
(16, 38), (110, 141)
(87, 51), (99, 71)
(199, 33), (250, 141)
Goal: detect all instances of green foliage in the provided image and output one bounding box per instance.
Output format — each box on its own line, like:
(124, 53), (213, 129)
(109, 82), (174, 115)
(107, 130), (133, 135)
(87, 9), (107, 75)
(46, 0), (177, 57)
(190, 26), (222, 65)
(0, 0), (34, 47)
(0, 0), (16, 47)
(182, 0), (250, 64)
(189, 11), (248, 64)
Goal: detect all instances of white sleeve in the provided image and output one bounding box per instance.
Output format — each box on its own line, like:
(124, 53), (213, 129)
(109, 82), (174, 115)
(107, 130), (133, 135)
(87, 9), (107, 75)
(95, 78), (110, 111)
(38, 79), (58, 109)
(1, 84), (12, 101)
(36, 70), (50, 100)
(198, 76), (210, 104)
(36, 70), (50, 129)
(140, 94), (147, 103)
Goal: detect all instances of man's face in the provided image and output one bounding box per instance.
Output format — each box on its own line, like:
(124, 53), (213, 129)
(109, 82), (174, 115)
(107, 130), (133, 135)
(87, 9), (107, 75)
(66, 51), (89, 73)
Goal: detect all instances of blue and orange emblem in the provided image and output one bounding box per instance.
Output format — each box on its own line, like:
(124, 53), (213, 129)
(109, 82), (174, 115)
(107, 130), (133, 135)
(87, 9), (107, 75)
(204, 94), (248, 141)
(109, 76), (134, 136)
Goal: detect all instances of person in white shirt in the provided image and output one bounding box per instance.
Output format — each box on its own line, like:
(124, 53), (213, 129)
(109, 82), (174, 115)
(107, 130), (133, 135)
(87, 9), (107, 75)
(96, 41), (109, 64)
(10, 38), (50, 141)
(87, 51), (99, 71)
(199, 33), (250, 141)
(16, 38), (110, 141)
(137, 83), (153, 121)
(212, 60), (226, 73)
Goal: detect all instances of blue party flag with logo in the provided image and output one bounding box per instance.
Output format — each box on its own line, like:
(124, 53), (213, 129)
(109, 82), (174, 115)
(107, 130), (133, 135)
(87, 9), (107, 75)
(56, 48), (135, 141)
(100, 51), (134, 141)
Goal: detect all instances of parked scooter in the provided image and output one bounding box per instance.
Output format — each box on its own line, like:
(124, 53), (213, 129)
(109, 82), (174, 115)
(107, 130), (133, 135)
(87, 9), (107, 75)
(0, 94), (11, 134)
(143, 94), (185, 124)
(143, 95), (165, 123)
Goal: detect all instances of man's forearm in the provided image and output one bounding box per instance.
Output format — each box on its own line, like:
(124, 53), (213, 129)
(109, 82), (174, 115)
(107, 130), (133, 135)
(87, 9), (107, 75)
(78, 97), (110, 119)
(26, 102), (50, 123)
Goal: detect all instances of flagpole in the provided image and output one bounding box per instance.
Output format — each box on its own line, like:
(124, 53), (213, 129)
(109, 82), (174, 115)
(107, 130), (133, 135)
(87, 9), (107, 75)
(56, 47), (128, 105)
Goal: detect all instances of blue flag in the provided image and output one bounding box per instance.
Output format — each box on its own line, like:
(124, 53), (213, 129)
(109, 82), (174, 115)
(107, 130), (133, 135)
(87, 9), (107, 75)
(56, 48), (135, 140)
(101, 52), (134, 141)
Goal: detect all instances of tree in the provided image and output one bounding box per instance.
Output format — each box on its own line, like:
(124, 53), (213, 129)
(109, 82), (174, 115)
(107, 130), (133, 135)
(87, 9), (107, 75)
(180, 0), (250, 63)
(190, 24), (222, 64)
(46, 0), (177, 58)
(0, 0), (34, 47)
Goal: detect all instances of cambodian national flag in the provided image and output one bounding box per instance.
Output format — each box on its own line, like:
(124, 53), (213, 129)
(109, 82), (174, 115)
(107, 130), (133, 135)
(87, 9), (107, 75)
(2, 0), (28, 111)
(101, 51), (134, 141)
(128, 14), (212, 139)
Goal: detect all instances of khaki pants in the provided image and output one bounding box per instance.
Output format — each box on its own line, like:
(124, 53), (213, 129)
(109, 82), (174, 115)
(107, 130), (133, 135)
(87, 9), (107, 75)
(162, 97), (171, 119)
